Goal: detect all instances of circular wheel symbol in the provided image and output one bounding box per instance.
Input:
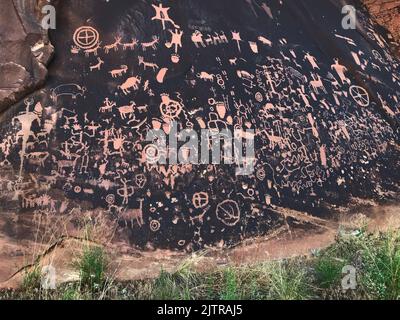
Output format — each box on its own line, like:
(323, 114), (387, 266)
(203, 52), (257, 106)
(192, 192), (209, 209)
(150, 220), (161, 232)
(106, 194), (115, 205)
(372, 50), (385, 64)
(349, 85), (369, 107)
(73, 26), (99, 50)
(216, 200), (240, 227)
(160, 104), (182, 119)
(256, 168), (266, 181)
(143, 144), (161, 164)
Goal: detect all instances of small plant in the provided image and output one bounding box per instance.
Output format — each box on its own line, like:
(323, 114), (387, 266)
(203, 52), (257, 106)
(21, 265), (42, 292)
(152, 270), (181, 300)
(220, 268), (238, 300)
(75, 246), (107, 292)
(360, 230), (400, 300)
(267, 261), (310, 300)
(61, 284), (81, 300)
(314, 256), (346, 289)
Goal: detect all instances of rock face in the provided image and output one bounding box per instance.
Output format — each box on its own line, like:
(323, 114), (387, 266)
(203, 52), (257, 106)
(362, 0), (400, 52)
(0, 0), (400, 253)
(0, 0), (54, 112)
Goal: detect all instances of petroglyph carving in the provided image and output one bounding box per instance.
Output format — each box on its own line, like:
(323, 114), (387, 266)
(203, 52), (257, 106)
(118, 76), (142, 95)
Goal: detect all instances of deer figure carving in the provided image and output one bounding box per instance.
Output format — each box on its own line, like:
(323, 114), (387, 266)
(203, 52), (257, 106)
(109, 65), (128, 78)
(141, 36), (159, 51)
(123, 38), (138, 50)
(84, 42), (102, 57)
(90, 57), (104, 71)
(138, 56), (159, 71)
(104, 36), (122, 54)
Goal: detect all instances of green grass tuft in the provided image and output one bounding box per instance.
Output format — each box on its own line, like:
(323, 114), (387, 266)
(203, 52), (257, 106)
(314, 256), (346, 289)
(75, 246), (107, 291)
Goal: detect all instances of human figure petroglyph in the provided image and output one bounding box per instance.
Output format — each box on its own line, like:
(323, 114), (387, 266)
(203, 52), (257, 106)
(165, 29), (183, 53)
(118, 76), (142, 95)
(99, 98), (116, 113)
(0, 135), (13, 165)
(84, 121), (101, 137)
(303, 52), (319, 70)
(117, 178), (134, 205)
(12, 111), (39, 144)
(331, 58), (350, 84)
(231, 31), (243, 52)
(78, 143), (90, 174)
(141, 36), (159, 51)
(151, 3), (179, 30)
(62, 112), (78, 127)
(59, 141), (73, 160)
(104, 36), (122, 54)
(12, 99), (42, 178)
(110, 128), (129, 156)
(138, 56), (159, 71)
(261, 67), (278, 94)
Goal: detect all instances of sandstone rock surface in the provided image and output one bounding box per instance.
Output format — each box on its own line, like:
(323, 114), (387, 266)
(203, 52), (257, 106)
(0, 0), (53, 112)
(362, 0), (400, 52)
(0, 0), (400, 287)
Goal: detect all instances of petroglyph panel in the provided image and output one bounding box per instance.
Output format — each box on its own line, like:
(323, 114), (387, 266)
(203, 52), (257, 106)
(0, 0), (399, 250)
